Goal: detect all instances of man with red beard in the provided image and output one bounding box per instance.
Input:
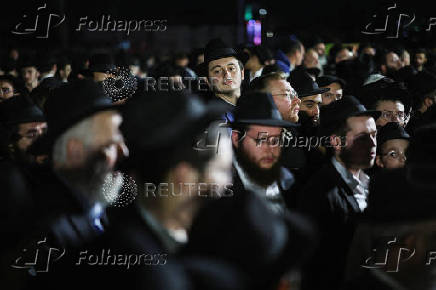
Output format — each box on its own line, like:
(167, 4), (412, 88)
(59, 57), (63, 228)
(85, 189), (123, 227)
(230, 91), (299, 214)
(297, 95), (380, 290)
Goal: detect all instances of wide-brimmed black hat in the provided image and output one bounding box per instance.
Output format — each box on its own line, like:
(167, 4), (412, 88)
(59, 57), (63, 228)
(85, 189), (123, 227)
(289, 70), (329, 97)
(376, 122), (410, 153)
(0, 95), (45, 125)
(231, 91), (299, 128)
(29, 80), (116, 154)
(316, 75), (346, 88)
(121, 89), (228, 152)
(196, 38), (248, 77)
(183, 190), (316, 290)
(318, 95), (381, 136)
(89, 53), (116, 73)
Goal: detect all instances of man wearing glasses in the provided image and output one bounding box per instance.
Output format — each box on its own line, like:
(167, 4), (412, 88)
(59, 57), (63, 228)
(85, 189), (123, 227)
(375, 122), (410, 169)
(317, 75), (346, 106)
(230, 91), (299, 214)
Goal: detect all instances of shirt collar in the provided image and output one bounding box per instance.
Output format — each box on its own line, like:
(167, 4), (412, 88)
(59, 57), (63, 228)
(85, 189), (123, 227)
(331, 157), (369, 190)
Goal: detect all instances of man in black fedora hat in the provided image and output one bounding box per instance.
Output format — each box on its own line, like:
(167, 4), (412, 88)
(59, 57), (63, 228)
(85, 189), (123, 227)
(406, 71), (436, 134)
(230, 91), (299, 214)
(19, 56), (40, 93)
(317, 75), (346, 106)
(197, 38), (248, 117)
(375, 122), (410, 169)
(297, 95), (380, 290)
(289, 70), (329, 135)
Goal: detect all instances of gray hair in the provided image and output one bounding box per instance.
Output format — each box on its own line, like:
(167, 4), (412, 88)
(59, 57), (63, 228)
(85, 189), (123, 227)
(52, 116), (96, 167)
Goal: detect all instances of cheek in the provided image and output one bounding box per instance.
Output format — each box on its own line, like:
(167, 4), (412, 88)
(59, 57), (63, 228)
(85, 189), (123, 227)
(17, 139), (31, 151)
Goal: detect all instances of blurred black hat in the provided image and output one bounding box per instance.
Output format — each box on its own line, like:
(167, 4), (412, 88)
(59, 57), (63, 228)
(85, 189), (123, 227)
(29, 80), (116, 154)
(289, 70), (329, 97)
(89, 53), (116, 73)
(376, 122), (410, 154)
(0, 94), (45, 125)
(232, 91), (299, 128)
(319, 95), (381, 136)
(317, 75), (346, 88)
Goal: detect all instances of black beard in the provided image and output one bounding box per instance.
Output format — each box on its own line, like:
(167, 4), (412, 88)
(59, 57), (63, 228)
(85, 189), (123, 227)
(57, 150), (112, 203)
(234, 145), (281, 187)
(298, 110), (319, 137)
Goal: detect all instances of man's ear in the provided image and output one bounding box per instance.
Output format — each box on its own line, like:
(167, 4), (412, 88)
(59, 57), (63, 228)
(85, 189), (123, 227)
(329, 134), (342, 152)
(424, 97), (434, 108)
(240, 67), (245, 81)
(231, 130), (240, 148)
(375, 155), (384, 168)
(66, 138), (85, 167)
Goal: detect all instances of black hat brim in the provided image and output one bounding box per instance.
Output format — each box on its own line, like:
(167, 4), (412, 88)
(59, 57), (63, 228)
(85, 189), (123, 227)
(298, 87), (330, 98)
(28, 104), (119, 155)
(230, 119), (300, 129)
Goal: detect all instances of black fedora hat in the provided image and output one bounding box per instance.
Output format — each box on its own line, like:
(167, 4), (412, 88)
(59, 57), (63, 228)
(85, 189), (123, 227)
(196, 38), (248, 77)
(29, 80), (116, 154)
(232, 91), (299, 128)
(376, 122), (410, 153)
(121, 89), (228, 152)
(0, 95), (45, 125)
(318, 95), (381, 136)
(89, 53), (116, 73)
(289, 70), (329, 98)
(316, 75), (346, 88)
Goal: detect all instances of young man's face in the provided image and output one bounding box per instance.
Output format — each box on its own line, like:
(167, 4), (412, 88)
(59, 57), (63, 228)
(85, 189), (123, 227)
(0, 81), (15, 101)
(321, 82), (342, 106)
(376, 100), (405, 127)
(21, 66), (39, 85)
(208, 56), (244, 94)
(303, 50), (319, 69)
(269, 79), (300, 123)
(385, 52), (403, 71)
(339, 116), (377, 170)
(376, 139), (409, 169)
(232, 125), (282, 170)
(414, 53), (427, 67)
(299, 94), (322, 126)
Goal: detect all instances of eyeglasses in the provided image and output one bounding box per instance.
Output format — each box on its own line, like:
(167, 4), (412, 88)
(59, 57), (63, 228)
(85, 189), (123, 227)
(381, 110), (405, 121)
(382, 150), (407, 161)
(271, 87), (298, 101)
(245, 133), (283, 146)
(323, 92), (342, 101)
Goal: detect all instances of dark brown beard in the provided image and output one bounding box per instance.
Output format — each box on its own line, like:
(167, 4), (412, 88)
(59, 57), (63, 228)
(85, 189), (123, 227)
(234, 145), (281, 187)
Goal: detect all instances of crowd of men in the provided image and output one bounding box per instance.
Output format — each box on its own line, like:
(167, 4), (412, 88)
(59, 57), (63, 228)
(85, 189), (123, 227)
(1, 35), (436, 290)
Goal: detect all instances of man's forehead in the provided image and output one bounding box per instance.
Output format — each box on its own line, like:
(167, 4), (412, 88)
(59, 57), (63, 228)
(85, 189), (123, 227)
(302, 94), (322, 103)
(248, 125), (282, 134)
(376, 100), (404, 110)
(208, 57), (238, 70)
(347, 116), (376, 131)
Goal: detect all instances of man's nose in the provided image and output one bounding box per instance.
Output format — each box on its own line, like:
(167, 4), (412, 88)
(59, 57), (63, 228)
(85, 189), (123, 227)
(313, 105), (320, 116)
(117, 141), (129, 159)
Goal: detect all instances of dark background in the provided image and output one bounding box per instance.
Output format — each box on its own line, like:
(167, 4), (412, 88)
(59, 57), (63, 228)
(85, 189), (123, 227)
(1, 0), (434, 55)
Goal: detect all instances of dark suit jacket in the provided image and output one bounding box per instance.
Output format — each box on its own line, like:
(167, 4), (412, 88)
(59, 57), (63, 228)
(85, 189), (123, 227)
(297, 160), (362, 290)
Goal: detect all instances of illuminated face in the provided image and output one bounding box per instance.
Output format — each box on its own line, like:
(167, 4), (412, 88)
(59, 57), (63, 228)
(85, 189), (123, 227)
(269, 79), (300, 123)
(386, 52), (403, 71)
(208, 57), (244, 94)
(16, 122), (47, 152)
(321, 82), (343, 106)
(300, 94), (323, 125)
(232, 125), (282, 170)
(340, 116), (377, 169)
(21, 66), (39, 85)
(375, 100), (405, 127)
(376, 139), (409, 169)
